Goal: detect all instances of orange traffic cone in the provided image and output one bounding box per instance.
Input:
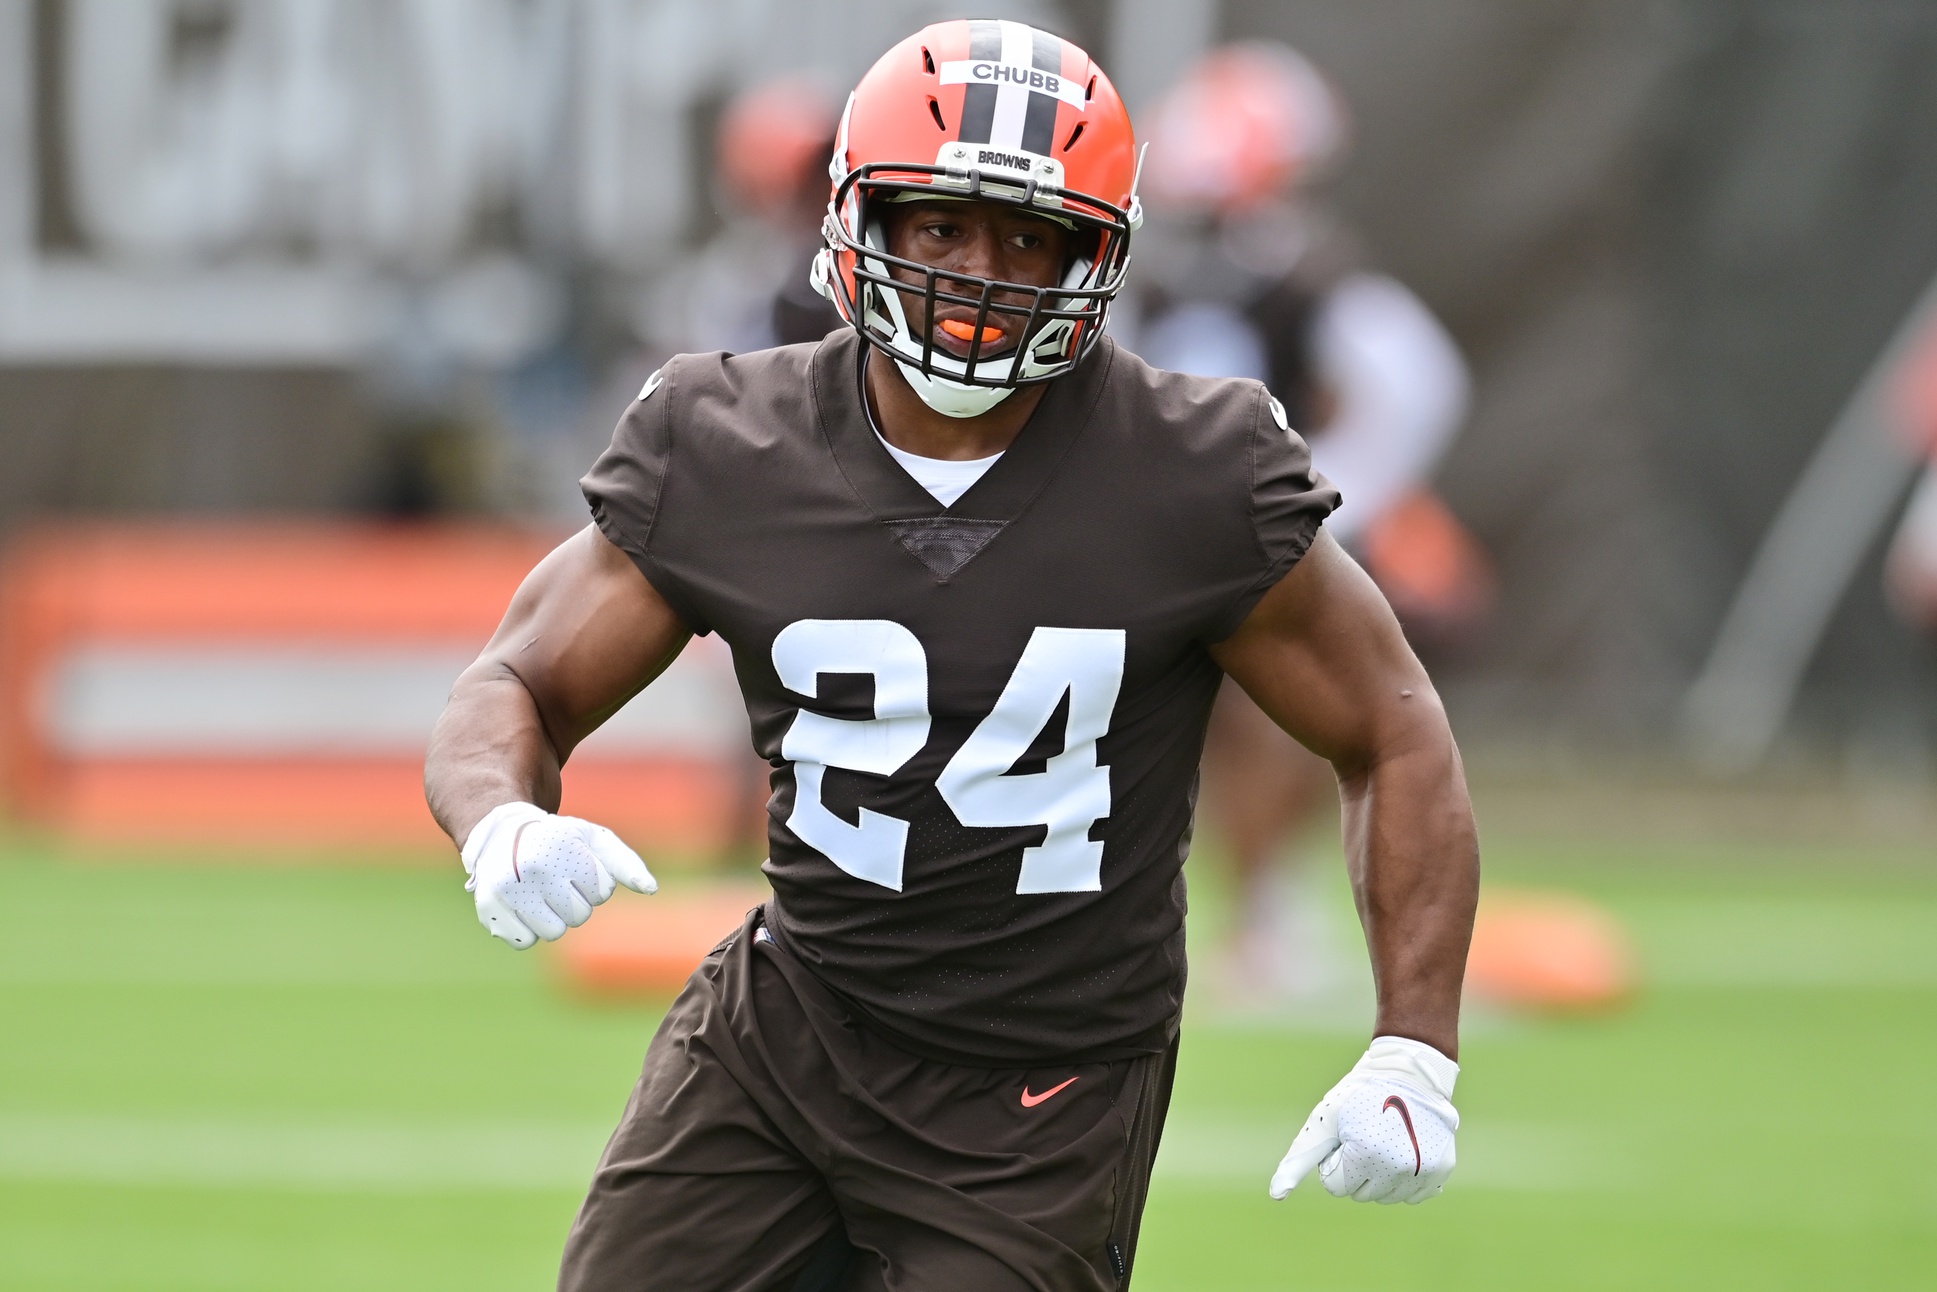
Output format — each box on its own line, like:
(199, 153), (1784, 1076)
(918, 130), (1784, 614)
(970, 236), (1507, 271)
(1465, 888), (1636, 1013)
(554, 884), (769, 997)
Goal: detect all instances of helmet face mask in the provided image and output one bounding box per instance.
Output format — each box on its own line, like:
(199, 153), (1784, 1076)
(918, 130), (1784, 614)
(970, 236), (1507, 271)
(827, 163), (1134, 394)
(813, 20), (1141, 416)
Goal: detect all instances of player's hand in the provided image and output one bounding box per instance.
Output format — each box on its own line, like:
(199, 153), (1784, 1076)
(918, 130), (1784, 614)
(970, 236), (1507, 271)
(1269, 1035), (1459, 1205)
(460, 801), (657, 949)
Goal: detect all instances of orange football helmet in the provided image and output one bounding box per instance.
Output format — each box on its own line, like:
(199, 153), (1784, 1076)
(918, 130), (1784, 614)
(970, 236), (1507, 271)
(813, 19), (1141, 416)
(718, 75), (840, 221)
(1142, 42), (1347, 214)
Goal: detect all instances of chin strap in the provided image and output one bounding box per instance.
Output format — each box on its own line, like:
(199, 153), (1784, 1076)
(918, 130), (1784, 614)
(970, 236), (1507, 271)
(893, 359), (1016, 418)
(811, 219), (1031, 418)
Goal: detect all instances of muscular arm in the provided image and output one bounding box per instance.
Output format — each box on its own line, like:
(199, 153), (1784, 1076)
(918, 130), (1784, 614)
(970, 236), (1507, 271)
(1208, 530), (1478, 1058)
(425, 525), (692, 848)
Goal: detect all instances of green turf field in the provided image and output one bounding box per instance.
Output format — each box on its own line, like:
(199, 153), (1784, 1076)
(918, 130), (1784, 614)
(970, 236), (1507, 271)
(2, 828), (1933, 1290)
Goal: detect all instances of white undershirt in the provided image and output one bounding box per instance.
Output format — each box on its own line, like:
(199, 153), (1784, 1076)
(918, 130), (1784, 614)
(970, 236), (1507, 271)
(875, 432), (1002, 508)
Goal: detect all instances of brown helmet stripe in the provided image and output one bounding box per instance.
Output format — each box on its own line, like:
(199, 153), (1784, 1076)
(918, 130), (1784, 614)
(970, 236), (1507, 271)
(959, 20), (1003, 143)
(1021, 28), (1065, 155)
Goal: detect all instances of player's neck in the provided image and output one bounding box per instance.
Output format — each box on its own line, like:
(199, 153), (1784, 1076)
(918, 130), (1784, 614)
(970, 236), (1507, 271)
(865, 350), (1048, 461)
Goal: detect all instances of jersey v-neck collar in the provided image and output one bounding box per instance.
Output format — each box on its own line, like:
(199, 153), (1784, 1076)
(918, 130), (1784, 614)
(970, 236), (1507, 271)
(810, 329), (1114, 524)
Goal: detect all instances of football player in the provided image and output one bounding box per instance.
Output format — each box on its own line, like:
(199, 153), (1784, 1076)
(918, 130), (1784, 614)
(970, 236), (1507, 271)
(1129, 42), (1487, 1004)
(426, 20), (1478, 1291)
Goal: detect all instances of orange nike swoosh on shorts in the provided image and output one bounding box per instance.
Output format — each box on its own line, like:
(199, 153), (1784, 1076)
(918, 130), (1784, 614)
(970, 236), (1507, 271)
(1020, 1076), (1079, 1108)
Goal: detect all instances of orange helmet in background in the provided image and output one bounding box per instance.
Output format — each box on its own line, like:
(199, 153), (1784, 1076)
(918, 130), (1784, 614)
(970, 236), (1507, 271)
(1142, 42), (1348, 214)
(718, 75), (840, 221)
(813, 19), (1141, 417)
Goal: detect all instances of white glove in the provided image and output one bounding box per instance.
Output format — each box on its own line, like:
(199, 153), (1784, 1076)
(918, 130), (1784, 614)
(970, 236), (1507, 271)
(460, 802), (656, 949)
(1270, 1035), (1460, 1205)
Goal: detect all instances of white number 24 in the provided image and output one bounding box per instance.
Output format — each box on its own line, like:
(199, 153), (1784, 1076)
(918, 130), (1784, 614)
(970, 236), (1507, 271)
(771, 619), (1125, 894)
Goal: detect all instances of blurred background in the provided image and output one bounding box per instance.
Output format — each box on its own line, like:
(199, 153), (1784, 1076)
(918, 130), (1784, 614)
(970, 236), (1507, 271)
(2, 2), (1934, 1289)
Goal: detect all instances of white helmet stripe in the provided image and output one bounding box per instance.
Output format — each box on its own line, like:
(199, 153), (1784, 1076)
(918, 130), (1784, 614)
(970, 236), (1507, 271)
(953, 21), (1069, 154)
(989, 22), (1038, 151)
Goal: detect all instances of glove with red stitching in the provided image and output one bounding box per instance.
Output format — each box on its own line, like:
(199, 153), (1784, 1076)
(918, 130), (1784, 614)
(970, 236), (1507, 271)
(460, 801), (656, 949)
(1269, 1036), (1460, 1205)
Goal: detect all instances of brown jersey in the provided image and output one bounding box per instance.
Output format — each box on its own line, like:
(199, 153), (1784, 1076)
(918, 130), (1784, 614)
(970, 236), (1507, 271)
(582, 328), (1335, 1065)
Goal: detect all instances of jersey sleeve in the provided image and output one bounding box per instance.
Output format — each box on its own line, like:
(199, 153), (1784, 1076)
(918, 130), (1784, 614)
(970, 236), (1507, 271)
(1206, 389), (1341, 641)
(579, 363), (714, 635)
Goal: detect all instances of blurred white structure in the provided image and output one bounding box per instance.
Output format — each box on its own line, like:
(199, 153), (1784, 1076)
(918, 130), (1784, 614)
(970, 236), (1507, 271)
(1683, 270), (1937, 772)
(0, 0), (1062, 366)
(45, 637), (745, 760)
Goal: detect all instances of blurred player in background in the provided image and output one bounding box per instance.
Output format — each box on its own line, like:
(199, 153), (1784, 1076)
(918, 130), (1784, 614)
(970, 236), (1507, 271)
(651, 74), (846, 355)
(1126, 43), (1491, 1002)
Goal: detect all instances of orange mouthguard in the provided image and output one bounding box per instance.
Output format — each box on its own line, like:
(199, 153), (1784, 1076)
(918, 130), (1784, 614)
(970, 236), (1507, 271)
(940, 319), (1004, 343)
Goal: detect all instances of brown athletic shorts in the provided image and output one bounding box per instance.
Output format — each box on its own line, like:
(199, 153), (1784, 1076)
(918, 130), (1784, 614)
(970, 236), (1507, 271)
(558, 906), (1177, 1292)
